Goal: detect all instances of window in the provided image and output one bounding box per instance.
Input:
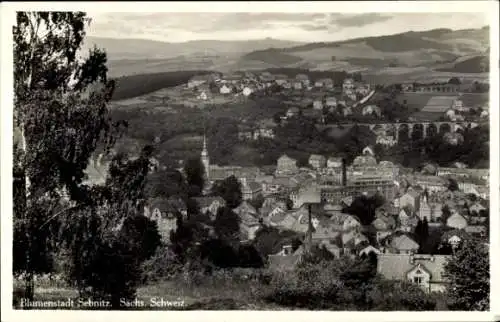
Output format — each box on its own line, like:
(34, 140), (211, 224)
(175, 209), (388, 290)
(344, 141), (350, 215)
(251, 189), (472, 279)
(413, 276), (423, 284)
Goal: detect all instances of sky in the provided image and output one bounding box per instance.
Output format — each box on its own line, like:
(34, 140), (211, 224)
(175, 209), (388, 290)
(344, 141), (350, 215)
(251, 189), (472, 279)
(86, 12), (489, 43)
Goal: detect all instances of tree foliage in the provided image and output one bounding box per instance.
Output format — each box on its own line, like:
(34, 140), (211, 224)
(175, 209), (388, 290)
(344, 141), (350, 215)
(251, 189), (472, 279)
(444, 240), (489, 310)
(210, 175), (242, 209)
(13, 12), (159, 305)
(214, 206), (241, 244)
(265, 256), (436, 310)
(184, 158), (205, 197)
(13, 11), (119, 299)
(60, 149), (161, 308)
(344, 193), (386, 225)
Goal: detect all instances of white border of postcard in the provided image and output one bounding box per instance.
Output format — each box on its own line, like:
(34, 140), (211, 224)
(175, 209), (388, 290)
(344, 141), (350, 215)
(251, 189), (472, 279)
(1, 1), (499, 322)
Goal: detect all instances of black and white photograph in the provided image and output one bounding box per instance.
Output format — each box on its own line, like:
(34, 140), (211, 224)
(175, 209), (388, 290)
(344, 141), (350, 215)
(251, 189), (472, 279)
(1, 1), (499, 321)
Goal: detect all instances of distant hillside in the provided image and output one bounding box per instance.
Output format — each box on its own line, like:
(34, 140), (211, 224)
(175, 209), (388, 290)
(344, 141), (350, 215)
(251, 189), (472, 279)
(437, 55), (489, 73)
(241, 48), (302, 66)
(82, 36), (303, 60)
(282, 27), (489, 54)
(245, 27), (490, 69)
(92, 26), (490, 77)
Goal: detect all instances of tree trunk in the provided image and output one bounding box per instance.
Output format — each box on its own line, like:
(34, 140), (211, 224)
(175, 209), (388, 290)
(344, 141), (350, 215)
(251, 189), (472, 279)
(24, 271), (35, 303)
(20, 125), (35, 302)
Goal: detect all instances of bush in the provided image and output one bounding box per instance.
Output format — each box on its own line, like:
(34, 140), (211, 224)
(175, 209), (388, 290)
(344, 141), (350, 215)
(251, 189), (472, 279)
(141, 245), (183, 283)
(263, 257), (436, 310)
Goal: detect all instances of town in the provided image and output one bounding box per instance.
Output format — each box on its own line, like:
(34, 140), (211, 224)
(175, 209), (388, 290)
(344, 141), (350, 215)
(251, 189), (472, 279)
(84, 68), (490, 301)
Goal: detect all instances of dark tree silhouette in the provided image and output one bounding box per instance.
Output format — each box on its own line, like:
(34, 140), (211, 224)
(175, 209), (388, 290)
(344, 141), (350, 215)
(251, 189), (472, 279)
(184, 158), (205, 197)
(214, 207), (241, 244)
(210, 175), (242, 209)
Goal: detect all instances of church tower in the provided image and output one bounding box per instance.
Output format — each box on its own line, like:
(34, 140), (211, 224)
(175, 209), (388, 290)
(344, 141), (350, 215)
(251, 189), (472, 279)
(201, 134), (210, 181)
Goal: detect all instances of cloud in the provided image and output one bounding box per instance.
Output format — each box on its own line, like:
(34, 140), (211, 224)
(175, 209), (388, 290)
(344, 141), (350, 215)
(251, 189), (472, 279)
(87, 12), (488, 43)
(331, 13), (393, 27)
(298, 24), (330, 32)
(91, 12), (329, 35)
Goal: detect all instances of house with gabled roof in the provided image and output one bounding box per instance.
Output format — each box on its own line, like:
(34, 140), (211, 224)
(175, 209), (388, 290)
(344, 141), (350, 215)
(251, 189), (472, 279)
(377, 254), (451, 293)
(240, 178), (263, 201)
(308, 154), (327, 169)
(144, 197), (187, 243)
(464, 225), (486, 237)
(238, 211), (261, 241)
(372, 216), (396, 232)
(312, 223), (341, 244)
(441, 229), (469, 249)
(234, 200), (258, 217)
(389, 234), (419, 254)
(295, 73), (310, 86)
(399, 188), (421, 212)
(341, 196), (354, 208)
(276, 154), (299, 176)
(446, 212), (468, 230)
(469, 202), (486, 215)
(219, 84), (233, 95)
(268, 244), (304, 272)
(193, 196), (226, 220)
(274, 74), (288, 86)
(342, 231), (369, 255)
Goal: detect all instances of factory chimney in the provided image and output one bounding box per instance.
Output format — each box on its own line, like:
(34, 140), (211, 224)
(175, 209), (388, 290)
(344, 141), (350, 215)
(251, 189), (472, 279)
(342, 158), (347, 186)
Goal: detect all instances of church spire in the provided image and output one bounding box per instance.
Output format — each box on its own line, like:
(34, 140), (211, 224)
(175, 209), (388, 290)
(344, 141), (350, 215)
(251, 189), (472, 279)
(200, 132), (210, 182)
(202, 134), (208, 156)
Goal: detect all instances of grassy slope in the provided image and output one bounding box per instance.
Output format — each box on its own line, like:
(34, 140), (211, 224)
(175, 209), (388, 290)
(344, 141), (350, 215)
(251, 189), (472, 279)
(436, 55), (489, 73)
(243, 27), (488, 70)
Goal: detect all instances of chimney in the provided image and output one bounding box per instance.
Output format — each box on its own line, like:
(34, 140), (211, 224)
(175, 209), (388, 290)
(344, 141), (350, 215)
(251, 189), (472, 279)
(342, 158), (347, 186)
(306, 203), (313, 254)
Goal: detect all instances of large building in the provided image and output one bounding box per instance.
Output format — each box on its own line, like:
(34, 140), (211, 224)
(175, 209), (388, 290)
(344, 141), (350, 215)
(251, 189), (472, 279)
(275, 154), (299, 176)
(320, 177), (397, 204)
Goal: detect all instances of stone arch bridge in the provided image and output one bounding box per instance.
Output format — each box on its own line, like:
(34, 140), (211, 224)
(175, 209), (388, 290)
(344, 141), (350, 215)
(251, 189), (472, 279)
(326, 121), (486, 142)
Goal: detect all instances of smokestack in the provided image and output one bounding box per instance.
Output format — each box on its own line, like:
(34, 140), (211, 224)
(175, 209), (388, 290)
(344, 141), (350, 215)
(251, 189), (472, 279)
(306, 204), (313, 254)
(342, 158), (347, 186)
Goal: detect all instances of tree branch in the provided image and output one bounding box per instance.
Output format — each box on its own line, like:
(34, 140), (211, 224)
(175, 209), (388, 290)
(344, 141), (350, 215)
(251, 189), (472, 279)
(38, 203), (82, 230)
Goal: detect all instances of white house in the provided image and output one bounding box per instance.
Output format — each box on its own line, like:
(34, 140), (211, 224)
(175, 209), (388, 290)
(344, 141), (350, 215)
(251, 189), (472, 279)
(220, 84), (232, 94)
(242, 86), (255, 97)
(325, 97), (338, 108)
(376, 135), (397, 146)
(313, 100), (324, 110)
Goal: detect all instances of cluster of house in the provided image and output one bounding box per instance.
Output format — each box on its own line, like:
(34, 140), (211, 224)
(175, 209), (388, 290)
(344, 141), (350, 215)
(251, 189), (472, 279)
(187, 71), (325, 98)
(187, 72), (377, 123)
(283, 79), (376, 121)
(237, 118), (278, 141)
(187, 71), (334, 94)
(420, 95), (488, 123)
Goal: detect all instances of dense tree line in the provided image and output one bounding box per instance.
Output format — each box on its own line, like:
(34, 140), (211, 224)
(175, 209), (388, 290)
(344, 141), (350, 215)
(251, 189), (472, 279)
(111, 70), (213, 101)
(375, 125), (489, 168)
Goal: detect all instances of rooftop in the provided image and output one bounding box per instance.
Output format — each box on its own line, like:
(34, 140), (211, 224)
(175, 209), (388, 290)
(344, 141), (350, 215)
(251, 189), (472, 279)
(422, 96), (459, 112)
(377, 253), (451, 282)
